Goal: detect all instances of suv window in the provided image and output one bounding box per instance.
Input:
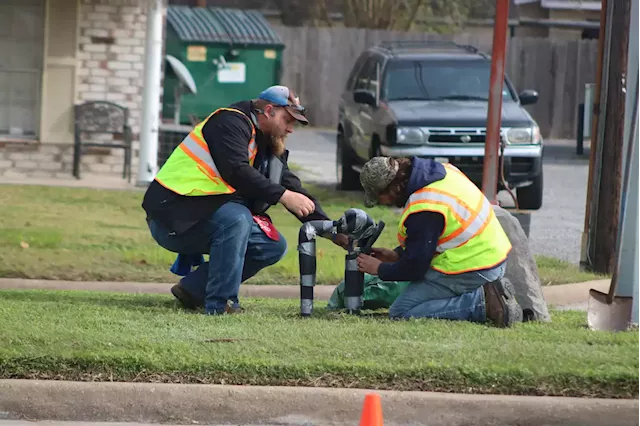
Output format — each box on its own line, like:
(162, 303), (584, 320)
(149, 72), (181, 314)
(345, 54), (369, 90)
(354, 57), (378, 92)
(381, 59), (516, 102)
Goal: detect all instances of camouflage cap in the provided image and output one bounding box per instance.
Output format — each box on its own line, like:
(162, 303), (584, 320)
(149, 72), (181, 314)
(360, 156), (399, 207)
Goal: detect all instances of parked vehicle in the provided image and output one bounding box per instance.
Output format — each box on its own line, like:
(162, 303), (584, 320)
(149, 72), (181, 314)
(336, 40), (544, 210)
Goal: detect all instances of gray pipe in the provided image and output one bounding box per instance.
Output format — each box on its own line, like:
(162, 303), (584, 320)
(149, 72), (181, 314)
(298, 220), (336, 316)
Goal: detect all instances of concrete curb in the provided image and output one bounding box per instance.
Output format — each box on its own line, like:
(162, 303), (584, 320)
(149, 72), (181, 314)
(0, 380), (637, 426)
(0, 277), (610, 307)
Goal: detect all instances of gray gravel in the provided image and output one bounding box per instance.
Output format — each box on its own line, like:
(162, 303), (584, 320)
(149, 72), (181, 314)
(286, 129), (590, 264)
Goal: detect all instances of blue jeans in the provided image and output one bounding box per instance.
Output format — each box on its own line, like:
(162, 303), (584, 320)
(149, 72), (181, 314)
(148, 201), (287, 314)
(388, 262), (506, 322)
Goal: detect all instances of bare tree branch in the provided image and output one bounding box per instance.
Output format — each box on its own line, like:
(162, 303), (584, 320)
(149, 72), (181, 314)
(315, 0), (334, 27)
(345, 0), (361, 27)
(404, 0), (426, 31)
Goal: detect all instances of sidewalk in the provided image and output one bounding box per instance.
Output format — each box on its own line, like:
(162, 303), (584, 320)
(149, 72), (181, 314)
(0, 277), (611, 309)
(0, 278), (632, 426)
(0, 379), (636, 426)
(1, 174), (144, 192)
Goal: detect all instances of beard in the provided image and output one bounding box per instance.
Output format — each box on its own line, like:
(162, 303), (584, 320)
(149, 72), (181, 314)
(270, 135), (286, 157)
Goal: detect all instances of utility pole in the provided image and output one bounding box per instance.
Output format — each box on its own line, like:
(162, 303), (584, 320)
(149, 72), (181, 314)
(590, 0), (632, 274)
(482, 0), (510, 204)
(580, 0), (607, 270)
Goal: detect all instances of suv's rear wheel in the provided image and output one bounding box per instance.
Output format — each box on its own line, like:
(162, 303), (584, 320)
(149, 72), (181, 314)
(336, 131), (362, 191)
(516, 173), (543, 210)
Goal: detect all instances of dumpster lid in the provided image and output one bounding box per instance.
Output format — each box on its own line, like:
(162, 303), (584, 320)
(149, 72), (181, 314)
(165, 55), (197, 95)
(167, 6), (284, 47)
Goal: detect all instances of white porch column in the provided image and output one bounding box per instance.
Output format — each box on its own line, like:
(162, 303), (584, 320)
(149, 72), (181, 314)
(136, 0), (164, 186)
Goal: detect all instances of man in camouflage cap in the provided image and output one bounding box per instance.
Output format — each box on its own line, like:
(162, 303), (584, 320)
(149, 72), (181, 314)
(356, 156), (523, 328)
(360, 156), (400, 208)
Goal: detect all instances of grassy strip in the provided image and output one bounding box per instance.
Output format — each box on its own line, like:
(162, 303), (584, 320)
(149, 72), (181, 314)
(0, 184), (607, 285)
(0, 289), (637, 398)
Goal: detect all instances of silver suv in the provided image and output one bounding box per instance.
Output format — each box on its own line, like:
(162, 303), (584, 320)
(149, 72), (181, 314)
(336, 41), (544, 210)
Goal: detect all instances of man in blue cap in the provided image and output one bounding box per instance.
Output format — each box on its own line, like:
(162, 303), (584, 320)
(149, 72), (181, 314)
(142, 86), (348, 315)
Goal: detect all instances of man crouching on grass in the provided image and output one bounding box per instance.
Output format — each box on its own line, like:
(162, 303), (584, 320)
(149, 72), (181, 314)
(355, 156), (523, 327)
(142, 86), (348, 315)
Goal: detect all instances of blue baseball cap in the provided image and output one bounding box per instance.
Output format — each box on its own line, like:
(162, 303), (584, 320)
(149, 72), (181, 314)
(258, 85), (308, 125)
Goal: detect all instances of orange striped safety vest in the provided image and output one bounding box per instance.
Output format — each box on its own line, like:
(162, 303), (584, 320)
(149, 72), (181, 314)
(397, 163), (512, 275)
(155, 108), (257, 196)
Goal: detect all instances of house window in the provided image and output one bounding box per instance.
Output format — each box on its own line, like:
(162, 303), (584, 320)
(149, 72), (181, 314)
(582, 19), (600, 40)
(0, 0), (45, 140)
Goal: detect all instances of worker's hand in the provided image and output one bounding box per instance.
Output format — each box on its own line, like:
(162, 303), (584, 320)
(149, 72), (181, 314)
(279, 190), (315, 218)
(332, 233), (349, 250)
(357, 253), (382, 276)
(370, 247), (399, 263)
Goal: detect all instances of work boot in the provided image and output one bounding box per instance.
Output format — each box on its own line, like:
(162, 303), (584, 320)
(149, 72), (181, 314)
(207, 301), (245, 315)
(224, 303), (245, 314)
(170, 282), (202, 310)
(483, 278), (523, 328)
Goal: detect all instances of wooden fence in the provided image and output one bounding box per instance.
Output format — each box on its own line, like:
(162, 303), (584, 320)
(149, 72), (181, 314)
(273, 25), (598, 140)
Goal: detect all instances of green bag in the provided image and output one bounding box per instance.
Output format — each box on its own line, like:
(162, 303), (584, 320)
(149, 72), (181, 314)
(327, 273), (411, 311)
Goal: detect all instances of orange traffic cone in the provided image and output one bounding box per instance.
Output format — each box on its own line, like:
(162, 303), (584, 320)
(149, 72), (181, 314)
(359, 393), (383, 426)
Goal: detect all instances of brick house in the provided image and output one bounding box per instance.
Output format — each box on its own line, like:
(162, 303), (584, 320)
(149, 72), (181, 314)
(513, 0), (601, 38)
(0, 0), (332, 183)
(0, 0), (156, 182)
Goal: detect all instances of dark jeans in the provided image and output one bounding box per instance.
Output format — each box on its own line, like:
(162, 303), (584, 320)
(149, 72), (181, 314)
(148, 201), (287, 314)
(388, 262), (506, 321)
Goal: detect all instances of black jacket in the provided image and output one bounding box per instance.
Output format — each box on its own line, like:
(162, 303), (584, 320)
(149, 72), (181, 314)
(377, 157), (504, 282)
(142, 100), (331, 235)
(378, 158), (446, 282)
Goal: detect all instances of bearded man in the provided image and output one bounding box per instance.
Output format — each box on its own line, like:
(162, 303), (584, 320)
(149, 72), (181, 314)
(142, 86), (348, 315)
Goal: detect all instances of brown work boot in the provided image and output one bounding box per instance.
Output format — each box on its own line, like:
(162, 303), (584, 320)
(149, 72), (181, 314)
(170, 283), (202, 310)
(224, 303), (245, 314)
(484, 278), (523, 328)
(207, 301), (244, 315)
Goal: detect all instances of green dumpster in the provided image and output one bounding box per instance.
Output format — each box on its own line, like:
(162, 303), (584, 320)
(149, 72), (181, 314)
(162, 6), (285, 125)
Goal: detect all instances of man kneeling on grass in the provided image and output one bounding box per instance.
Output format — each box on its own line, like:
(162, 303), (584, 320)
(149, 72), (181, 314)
(355, 156), (523, 327)
(142, 86), (348, 315)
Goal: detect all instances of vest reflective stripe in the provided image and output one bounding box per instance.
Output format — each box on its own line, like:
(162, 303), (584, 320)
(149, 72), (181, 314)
(397, 163), (512, 274)
(438, 196), (492, 251)
(403, 188), (473, 226)
(154, 107), (256, 196)
(179, 133), (224, 181)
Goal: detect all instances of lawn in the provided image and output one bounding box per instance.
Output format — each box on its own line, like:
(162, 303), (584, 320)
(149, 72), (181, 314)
(0, 184), (607, 285)
(0, 289), (637, 398)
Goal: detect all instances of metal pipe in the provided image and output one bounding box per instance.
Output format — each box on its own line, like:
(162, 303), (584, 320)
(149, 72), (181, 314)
(586, 0), (616, 268)
(136, 0), (165, 186)
(482, 0), (510, 203)
(298, 220), (336, 317)
(580, 0), (609, 269)
(344, 250), (364, 314)
(298, 209), (383, 316)
(617, 0), (639, 321)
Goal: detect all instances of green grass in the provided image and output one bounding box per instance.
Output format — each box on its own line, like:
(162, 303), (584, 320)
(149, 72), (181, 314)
(0, 184), (607, 285)
(0, 289), (636, 398)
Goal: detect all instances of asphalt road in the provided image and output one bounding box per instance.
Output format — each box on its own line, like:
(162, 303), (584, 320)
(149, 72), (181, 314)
(286, 129), (590, 264)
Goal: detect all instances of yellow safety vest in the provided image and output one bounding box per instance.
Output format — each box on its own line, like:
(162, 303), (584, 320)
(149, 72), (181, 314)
(397, 163), (512, 275)
(155, 108), (257, 196)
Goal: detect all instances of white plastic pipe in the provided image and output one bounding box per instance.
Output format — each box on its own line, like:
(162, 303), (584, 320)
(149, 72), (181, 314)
(136, 0), (164, 186)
